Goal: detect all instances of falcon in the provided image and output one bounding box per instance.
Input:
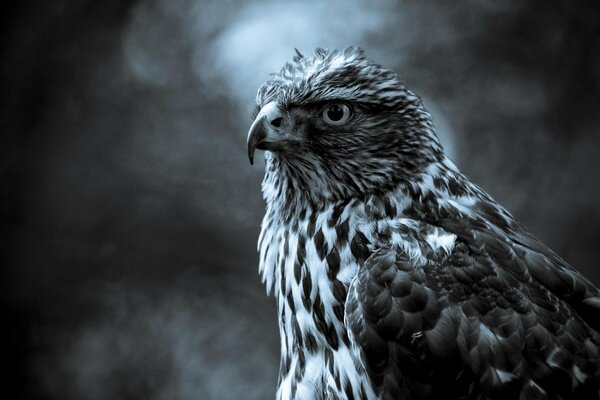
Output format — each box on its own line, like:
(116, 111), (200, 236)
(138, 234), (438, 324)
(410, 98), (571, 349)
(246, 47), (600, 400)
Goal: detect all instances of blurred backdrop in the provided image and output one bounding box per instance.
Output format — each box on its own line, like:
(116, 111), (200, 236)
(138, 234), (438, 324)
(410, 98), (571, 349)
(2, 1), (599, 399)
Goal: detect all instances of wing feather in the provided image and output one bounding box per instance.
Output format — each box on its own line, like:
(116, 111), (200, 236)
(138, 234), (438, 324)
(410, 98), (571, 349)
(345, 217), (600, 400)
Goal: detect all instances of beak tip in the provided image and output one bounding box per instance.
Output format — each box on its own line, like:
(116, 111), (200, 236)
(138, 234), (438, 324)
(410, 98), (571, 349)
(247, 146), (255, 165)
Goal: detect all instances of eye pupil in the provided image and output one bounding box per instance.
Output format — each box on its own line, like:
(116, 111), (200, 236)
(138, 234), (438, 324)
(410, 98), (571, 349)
(327, 105), (344, 121)
(322, 103), (352, 125)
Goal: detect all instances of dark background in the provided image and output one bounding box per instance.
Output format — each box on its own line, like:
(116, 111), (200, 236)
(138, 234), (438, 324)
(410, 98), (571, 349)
(2, 1), (599, 399)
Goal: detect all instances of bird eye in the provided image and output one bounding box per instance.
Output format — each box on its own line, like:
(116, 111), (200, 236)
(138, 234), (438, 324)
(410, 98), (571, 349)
(322, 103), (352, 125)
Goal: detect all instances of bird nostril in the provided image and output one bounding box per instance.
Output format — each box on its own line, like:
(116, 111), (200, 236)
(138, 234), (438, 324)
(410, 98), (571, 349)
(270, 117), (282, 128)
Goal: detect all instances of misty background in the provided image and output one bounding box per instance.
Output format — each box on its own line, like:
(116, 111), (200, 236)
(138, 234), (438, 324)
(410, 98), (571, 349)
(1, 1), (599, 399)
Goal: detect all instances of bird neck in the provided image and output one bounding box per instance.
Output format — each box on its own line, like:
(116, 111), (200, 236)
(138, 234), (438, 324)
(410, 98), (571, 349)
(261, 155), (487, 225)
(258, 155), (499, 298)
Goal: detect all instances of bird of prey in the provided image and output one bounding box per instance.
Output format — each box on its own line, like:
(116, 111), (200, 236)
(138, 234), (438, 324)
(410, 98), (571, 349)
(246, 47), (600, 400)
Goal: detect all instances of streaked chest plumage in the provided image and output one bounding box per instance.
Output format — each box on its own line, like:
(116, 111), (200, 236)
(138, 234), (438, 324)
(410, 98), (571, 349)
(258, 199), (376, 400)
(257, 187), (463, 400)
(257, 159), (493, 399)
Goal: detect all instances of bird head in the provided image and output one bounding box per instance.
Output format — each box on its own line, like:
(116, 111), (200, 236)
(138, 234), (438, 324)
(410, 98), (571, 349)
(248, 47), (444, 207)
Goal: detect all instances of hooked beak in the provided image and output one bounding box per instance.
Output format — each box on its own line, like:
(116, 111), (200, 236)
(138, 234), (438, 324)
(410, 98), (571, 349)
(247, 101), (287, 165)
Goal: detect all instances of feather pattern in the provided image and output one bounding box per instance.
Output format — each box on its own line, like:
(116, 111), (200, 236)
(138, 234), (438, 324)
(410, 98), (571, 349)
(252, 47), (600, 399)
